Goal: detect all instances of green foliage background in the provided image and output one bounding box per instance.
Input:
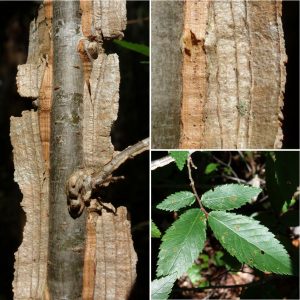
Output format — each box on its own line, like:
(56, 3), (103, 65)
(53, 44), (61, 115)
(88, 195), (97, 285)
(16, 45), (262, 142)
(151, 151), (299, 299)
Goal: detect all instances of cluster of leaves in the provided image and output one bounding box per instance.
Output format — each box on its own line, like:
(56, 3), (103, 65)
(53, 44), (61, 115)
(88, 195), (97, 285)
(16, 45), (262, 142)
(151, 152), (294, 300)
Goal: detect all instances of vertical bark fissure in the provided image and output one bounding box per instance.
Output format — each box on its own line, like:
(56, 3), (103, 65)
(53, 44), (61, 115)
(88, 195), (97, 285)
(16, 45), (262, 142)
(244, 0), (253, 147)
(48, 1), (86, 299)
(212, 2), (224, 148)
(231, 1), (241, 148)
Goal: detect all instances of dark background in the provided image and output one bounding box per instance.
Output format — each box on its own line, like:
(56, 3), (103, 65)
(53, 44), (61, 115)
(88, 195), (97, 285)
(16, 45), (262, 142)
(0, 1), (149, 299)
(281, 0), (299, 148)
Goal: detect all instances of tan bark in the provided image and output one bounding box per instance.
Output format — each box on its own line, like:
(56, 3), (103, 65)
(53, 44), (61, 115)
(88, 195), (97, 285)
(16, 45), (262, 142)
(83, 53), (120, 169)
(78, 2), (138, 298)
(16, 0), (52, 166)
(11, 111), (49, 299)
(83, 208), (137, 300)
(11, 0), (137, 299)
(180, 0), (286, 149)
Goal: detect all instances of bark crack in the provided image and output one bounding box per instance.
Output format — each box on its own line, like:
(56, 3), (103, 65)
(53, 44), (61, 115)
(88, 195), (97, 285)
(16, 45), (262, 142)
(212, 2), (224, 148)
(244, 0), (253, 147)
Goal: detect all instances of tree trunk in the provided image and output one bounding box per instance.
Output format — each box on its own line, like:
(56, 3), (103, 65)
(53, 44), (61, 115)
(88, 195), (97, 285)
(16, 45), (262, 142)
(48, 1), (86, 299)
(11, 1), (141, 299)
(152, 0), (286, 149)
(151, 1), (184, 149)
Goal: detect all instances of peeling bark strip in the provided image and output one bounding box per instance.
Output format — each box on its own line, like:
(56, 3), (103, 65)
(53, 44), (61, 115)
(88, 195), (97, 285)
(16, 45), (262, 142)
(78, 2), (138, 297)
(48, 1), (86, 299)
(83, 53), (120, 169)
(179, 0), (209, 148)
(179, 0), (286, 149)
(83, 208), (137, 300)
(16, 0), (53, 164)
(11, 111), (49, 299)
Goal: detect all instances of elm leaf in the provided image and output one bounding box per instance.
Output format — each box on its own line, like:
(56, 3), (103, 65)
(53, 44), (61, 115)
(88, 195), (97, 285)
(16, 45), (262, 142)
(169, 151), (189, 171)
(156, 191), (195, 211)
(151, 274), (177, 300)
(202, 184), (262, 211)
(208, 211), (293, 275)
(152, 220), (161, 238)
(157, 209), (206, 278)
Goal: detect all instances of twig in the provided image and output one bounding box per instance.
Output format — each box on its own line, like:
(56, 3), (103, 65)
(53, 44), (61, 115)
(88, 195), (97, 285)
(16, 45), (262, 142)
(93, 137), (149, 186)
(212, 154), (241, 182)
(66, 137), (149, 218)
(151, 150), (196, 170)
(223, 175), (248, 183)
(187, 155), (208, 218)
(151, 155), (175, 171)
(238, 151), (252, 173)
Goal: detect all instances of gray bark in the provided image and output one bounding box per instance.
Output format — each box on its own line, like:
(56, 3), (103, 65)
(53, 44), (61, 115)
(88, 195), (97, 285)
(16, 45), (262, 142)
(151, 1), (184, 149)
(48, 1), (86, 299)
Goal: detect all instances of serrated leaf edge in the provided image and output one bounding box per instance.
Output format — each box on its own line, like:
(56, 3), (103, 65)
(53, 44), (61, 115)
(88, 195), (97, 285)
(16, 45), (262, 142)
(151, 220), (161, 238)
(156, 191), (196, 211)
(157, 209), (206, 278)
(208, 211), (292, 275)
(151, 273), (177, 300)
(202, 184), (262, 211)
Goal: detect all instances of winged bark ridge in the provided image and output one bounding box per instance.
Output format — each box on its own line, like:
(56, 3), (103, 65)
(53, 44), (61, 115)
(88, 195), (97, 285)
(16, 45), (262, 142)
(180, 0), (286, 149)
(11, 0), (137, 299)
(10, 111), (49, 299)
(12, 1), (52, 298)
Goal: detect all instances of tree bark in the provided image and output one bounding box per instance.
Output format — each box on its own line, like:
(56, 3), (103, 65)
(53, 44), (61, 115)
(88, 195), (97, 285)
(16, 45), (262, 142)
(12, 1), (139, 299)
(152, 0), (286, 149)
(48, 1), (86, 299)
(151, 1), (184, 149)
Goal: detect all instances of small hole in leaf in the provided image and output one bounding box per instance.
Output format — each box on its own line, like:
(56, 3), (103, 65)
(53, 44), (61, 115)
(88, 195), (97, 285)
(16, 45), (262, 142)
(261, 250), (265, 254)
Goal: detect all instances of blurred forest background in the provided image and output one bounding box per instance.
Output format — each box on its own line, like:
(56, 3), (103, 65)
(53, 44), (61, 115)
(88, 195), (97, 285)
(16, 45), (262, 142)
(152, 151), (299, 299)
(0, 1), (149, 299)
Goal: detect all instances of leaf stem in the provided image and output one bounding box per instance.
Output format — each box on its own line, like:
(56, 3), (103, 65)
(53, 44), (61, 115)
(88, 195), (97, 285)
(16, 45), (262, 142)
(187, 155), (208, 218)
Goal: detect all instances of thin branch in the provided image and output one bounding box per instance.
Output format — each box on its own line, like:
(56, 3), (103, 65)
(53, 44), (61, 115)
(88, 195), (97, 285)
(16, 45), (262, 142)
(151, 155), (175, 170)
(187, 155), (208, 218)
(238, 151), (252, 173)
(212, 154), (241, 182)
(151, 150), (196, 170)
(93, 137), (149, 186)
(223, 175), (248, 183)
(66, 138), (149, 218)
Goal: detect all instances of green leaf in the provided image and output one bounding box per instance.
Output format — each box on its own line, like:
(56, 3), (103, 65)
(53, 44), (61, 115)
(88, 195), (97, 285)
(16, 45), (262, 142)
(151, 274), (177, 300)
(208, 211), (293, 275)
(152, 220), (161, 238)
(187, 264), (203, 284)
(157, 209), (206, 278)
(113, 40), (149, 56)
(202, 184), (262, 211)
(169, 151), (189, 171)
(281, 198), (296, 214)
(214, 251), (225, 267)
(204, 163), (219, 174)
(156, 191), (195, 211)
